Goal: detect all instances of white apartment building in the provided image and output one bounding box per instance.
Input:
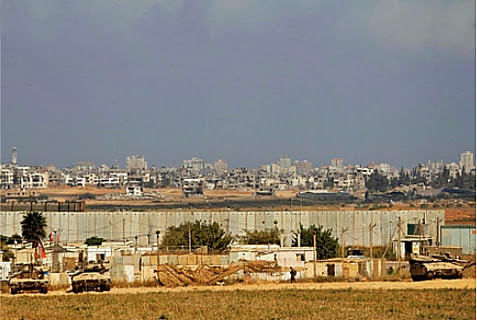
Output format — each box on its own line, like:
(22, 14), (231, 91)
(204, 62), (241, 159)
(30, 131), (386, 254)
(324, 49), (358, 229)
(214, 159), (228, 175)
(99, 177), (121, 188)
(331, 158), (344, 170)
(183, 157), (204, 171)
(446, 163), (461, 179)
(279, 156), (291, 170)
(0, 166), (14, 189)
(126, 154), (147, 170)
(267, 163), (280, 176)
(21, 171), (49, 188)
(356, 167), (373, 177)
(460, 151), (474, 173)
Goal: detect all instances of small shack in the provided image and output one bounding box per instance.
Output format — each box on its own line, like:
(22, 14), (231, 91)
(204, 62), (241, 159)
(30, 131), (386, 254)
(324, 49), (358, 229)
(304, 258), (365, 279)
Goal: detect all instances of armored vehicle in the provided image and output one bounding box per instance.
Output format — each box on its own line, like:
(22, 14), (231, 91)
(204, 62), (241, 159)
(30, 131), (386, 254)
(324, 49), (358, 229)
(71, 261), (111, 293)
(410, 253), (470, 281)
(9, 263), (48, 294)
(346, 248), (366, 259)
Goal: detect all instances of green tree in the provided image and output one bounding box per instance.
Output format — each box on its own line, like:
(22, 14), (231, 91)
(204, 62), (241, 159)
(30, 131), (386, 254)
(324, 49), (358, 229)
(390, 177), (399, 189)
(0, 241), (14, 262)
(78, 193), (96, 200)
(292, 224), (339, 259)
(431, 166), (451, 188)
(241, 228), (281, 245)
(85, 236), (104, 246)
(8, 234), (22, 245)
(398, 167), (411, 186)
(161, 221), (233, 251)
(463, 171), (476, 191)
(21, 212), (47, 244)
(366, 170), (389, 192)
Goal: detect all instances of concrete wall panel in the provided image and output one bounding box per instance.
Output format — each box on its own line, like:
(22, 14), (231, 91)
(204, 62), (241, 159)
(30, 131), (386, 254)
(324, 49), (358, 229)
(314, 212), (323, 230)
(235, 212), (247, 236)
(230, 212), (239, 235)
(59, 212), (70, 243)
(0, 210), (446, 248)
(111, 212), (123, 242)
(255, 212), (265, 230)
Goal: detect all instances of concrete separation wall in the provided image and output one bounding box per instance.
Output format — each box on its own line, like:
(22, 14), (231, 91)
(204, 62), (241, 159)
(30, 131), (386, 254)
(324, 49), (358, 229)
(441, 225), (476, 255)
(0, 210), (444, 247)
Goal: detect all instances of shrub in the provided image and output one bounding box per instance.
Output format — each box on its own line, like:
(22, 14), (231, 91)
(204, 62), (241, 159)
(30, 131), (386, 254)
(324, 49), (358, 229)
(78, 193), (96, 200)
(85, 236), (104, 246)
(38, 194), (49, 201)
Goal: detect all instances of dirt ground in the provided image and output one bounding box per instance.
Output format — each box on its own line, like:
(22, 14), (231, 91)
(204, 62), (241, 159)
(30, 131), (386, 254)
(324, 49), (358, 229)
(110, 278), (477, 294)
(444, 207), (476, 225)
(2, 279), (475, 297)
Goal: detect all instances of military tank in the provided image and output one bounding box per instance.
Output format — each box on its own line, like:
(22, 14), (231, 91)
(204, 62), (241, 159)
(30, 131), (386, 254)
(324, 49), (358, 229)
(9, 263), (48, 295)
(71, 261), (111, 293)
(410, 253), (470, 281)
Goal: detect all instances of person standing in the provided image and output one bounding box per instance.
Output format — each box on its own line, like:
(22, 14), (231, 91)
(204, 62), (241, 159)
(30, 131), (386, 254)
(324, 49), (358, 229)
(290, 267), (297, 283)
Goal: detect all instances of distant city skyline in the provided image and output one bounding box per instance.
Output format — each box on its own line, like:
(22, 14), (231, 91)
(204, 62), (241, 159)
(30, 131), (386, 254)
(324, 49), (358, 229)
(2, 1), (475, 169)
(1, 146), (474, 171)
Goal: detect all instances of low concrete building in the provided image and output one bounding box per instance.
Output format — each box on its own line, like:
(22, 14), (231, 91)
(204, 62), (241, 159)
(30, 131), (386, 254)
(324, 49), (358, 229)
(126, 184), (143, 196)
(229, 245), (315, 268)
(182, 178), (203, 197)
(304, 259), (363, 278)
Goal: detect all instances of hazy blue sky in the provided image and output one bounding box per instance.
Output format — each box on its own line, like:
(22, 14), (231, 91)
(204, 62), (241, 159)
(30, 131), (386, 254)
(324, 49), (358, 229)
(1, 1), (475, 169)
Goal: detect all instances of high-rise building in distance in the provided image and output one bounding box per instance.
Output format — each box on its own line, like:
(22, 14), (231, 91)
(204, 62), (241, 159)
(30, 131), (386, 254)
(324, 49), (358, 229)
(126, 154), (147, 170)
(183, 157), (204, 172)
(331, 158), (344, 170)
(11, 147), (17, 166)
(279, 156), (291, 169)
(214, 158), (228, 175)
(460, 151), (474, 173)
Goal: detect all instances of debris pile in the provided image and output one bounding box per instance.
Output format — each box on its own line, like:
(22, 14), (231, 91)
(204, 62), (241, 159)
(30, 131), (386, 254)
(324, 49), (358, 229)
(155, 260), (281, 287)
(97, 192), (167, 201)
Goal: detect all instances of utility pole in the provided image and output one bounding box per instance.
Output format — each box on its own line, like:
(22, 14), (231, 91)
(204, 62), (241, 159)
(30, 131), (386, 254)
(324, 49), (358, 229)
(313, 229), (317, 279)
(300, 197), (303, 230)
(341, 227), (348, 258)
(156, 230), (160, 270)
(369, 223), (376, 277)
(361, 224), (365, 249)
(53, 229), (59, 272)
(435, 217), (443, 248)
(227, 211), (230, 234)
(122, 218), (125, 245)
(188, 224), (192, 254)
(398, 216), (402, 277)
(381, 223), (398, 259)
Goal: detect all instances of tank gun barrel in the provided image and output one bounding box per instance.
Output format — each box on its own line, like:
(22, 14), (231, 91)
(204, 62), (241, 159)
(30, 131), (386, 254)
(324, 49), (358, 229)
(463, 260), (476, 270)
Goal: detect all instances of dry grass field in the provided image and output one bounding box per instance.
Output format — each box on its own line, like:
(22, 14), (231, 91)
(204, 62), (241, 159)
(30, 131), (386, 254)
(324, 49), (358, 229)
(2, 281), (476, 320)
(1, 286), (475, 320)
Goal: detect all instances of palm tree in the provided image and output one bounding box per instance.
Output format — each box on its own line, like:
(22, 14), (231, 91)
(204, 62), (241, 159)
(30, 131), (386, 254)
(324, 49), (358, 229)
(21, 211), (47, 244)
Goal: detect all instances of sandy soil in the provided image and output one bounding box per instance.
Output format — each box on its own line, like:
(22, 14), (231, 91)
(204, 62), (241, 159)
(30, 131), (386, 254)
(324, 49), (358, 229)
(112, 279), (477, 293)
(2, 279), (475, 297)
